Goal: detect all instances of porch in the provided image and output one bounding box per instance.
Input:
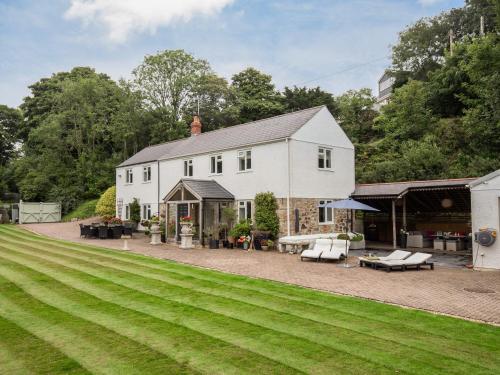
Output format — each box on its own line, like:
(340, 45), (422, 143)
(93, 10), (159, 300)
(164, 179), (234, 245)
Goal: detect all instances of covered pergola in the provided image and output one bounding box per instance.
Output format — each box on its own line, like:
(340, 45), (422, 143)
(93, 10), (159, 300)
(164, 179), (234, 244)
(352, 178), (475, 249)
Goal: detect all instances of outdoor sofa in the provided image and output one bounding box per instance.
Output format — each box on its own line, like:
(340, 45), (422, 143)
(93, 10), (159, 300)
(360, 252), (433, 272)
(320, 239), (349, 261)
(300, 239), (331, 261)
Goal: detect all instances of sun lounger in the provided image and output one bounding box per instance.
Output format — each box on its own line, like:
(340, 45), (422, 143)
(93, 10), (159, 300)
(300, 239), (331, 261)
(371, 252), (434, 272)
(359, 250), (411, 267)
(321, 239), (349, 261)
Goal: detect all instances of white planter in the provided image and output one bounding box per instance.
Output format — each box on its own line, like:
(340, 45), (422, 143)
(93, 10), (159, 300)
(349, 240), (366, 250)
(180, 222), (193, 235)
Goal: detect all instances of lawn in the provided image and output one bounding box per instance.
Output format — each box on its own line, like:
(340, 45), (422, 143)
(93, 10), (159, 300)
(0, 225), (498, 375)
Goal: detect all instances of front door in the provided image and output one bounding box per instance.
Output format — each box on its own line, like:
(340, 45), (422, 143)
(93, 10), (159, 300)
(177, 203), (189, 241)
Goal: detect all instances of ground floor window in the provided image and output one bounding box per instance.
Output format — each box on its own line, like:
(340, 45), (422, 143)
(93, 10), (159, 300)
(142, 204), (151, 220)
(238, 200), (252, 222)
(125, 205), (130, 220)
(319, 200), (334, 224)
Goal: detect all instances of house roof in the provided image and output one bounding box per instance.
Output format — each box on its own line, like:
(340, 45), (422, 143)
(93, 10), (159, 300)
(118, 106), (324, 167)
(352, 178), (476, 199)
(469, 169), (500, 188)
(164, 179), (234, 201)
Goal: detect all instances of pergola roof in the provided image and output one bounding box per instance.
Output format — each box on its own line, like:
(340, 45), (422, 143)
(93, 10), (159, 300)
(164, 179), (234, 202)
(353, 178), (476, 199)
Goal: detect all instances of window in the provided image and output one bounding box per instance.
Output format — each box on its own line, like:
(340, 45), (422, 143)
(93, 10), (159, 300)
(125, 205), (130, 220)
(210, 154), (223, 174)
(238, 201), (252, 222)
(142, 204), (151, 220)
(143, 166), (151, 182)
(238, 150), (252, 172)
(125, 169), (133, 184)
(318, 147), (332, 170)
(319, 200), (334, 224)
(184, 159), (193, 177)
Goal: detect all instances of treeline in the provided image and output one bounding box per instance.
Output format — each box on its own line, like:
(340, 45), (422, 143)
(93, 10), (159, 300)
(0, 0), (498, 212)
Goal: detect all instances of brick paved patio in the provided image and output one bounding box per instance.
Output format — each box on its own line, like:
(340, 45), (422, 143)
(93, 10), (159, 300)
(21, 220), (500, 325)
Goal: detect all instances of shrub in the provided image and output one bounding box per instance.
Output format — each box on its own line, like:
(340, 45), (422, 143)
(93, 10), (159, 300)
(254, 192), (280, 238)
(95, 186), (116, 217)
(129, 198), (141, 223)
(337, 233), (350, 240)
(62, 198), (98, 222)
(351, 233), (364, 241)
(228, 220), (252, 238)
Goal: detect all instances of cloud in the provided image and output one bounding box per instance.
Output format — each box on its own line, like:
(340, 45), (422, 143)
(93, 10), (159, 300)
(417, 0), (446, 6)
(65, 0), (234, 43)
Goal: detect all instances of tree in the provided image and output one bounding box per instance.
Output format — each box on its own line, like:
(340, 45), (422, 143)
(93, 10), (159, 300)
(281, 86), (337, 115)
(391, 0), (497, 85)
(231, 68), (284, 122)
(132, 50), (212, 140)
(0, 105), (22, 166)
(335, 89), (378, 143)
(95, 186), (116, 217)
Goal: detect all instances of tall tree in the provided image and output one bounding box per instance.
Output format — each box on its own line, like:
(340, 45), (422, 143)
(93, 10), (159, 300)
(0, 105), (22, 166)
(231, 67), (284, 122)
(281, 86), (337, 115)
(132, 49), (212, 140)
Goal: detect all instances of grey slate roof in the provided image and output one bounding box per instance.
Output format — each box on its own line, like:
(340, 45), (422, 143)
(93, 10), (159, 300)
(182, 179), (234, 200)
(118, 106), (324, 167)
(353, 178), (476, 199)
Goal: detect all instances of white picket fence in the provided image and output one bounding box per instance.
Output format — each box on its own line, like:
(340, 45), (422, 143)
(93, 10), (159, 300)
(19, 201), (61, 224)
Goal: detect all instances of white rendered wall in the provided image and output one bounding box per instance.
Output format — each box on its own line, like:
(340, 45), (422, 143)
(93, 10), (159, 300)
(158, 141), (289, 201)
(471, 174), (500, 269)
(290, 106), (355, 199)
(116, 163), (160, 219)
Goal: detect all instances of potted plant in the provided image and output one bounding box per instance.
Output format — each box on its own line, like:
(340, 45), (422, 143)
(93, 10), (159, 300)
(237, 235), (251, 250)
(229, 220), (252, 248)
(150, 215), (160, 232)
(349, 233), (366, 250)
(222, 207), (237, 244)
(160, 219), (166, 243)
(129, 198), (141, 231)
(208, 227), (220, 249)
(260, 239), (269, 251)
(267, 240), (275, 250)
(141, 219), (150, 235)
(180, 216), (193, 234)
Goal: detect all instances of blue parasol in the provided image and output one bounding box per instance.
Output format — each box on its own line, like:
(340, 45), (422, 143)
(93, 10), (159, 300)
(319, 198), (379, 211)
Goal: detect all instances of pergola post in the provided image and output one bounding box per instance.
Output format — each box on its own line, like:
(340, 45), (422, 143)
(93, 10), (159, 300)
(392, 199), (397, 249)
(199, 200), (204, 246)
(402, 196), (407, 231)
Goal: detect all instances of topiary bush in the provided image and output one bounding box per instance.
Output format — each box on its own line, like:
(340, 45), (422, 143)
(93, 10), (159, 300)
(254, 192), (280, 238)
(129, 198), (141, 223)
(95, 186), (116, 217)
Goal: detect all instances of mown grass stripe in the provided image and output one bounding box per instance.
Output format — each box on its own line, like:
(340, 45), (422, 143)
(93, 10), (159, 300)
(2, 228), (499, 363)
(0, 315), (90, 375)
(3, 237), (497, 374)
(4, 225), (498, 350)
(0, 246), (394, 375)
(0, 268), (297, 375)
(3, 243), (495, 375)
(0, 278), (196, 375)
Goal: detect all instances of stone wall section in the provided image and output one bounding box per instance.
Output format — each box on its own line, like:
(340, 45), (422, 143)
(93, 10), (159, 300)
(276, 198), (348, 237)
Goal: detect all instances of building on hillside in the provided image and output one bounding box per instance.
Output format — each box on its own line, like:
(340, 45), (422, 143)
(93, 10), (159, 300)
(375, 70), (395, 110)
(470, 169), (500, 269)
(115, 106), (355, 242)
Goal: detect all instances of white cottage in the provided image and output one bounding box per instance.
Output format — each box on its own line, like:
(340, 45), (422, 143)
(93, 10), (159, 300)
(470, 169), (500, 269)
(115, 106), (355, 241)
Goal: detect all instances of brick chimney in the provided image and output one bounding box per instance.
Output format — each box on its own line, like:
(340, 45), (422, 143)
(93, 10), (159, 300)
(190, 115), (202, 136)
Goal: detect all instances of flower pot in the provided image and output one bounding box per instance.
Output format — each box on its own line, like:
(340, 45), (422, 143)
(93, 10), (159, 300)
(180, 222), (193, 234)
(261, 245), (269, 251)
(243, 242), (249, 250)
(161, 234), (166, 243)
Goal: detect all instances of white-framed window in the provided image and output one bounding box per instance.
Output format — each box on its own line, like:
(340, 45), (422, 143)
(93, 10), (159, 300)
(184, 159), (193, 177)
(238, 201), (252, 222)
(125, 169), (133, 184)
(142, 204), (151, 220)
(318, 147), (332, 170)
(143, 166), (151, 182)
(125, 205), (130, 220)
(319, 200), (334, 224)
(210, 154), (223, 175)
(238, 150), (252, 172)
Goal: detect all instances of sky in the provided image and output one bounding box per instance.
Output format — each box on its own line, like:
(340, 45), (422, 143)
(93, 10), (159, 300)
(0, 0), (464, 108)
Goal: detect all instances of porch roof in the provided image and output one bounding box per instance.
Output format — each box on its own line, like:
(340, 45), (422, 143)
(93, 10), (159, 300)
(164, 179), (234, 202)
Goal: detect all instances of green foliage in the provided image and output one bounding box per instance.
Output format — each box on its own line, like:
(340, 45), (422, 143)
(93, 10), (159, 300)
(129, 198), (141, 223)
(337, 233), (350, 240)
(282, 86), (337, 115)
(228, 220), (252, 238)
(231, 68), (284, 122)
(221, 207), (237, 226)
(95, 186), (116, 217)
(0, 105), (22, 166)
(254, 192), (280, 238)
(62, 199), (98, 222)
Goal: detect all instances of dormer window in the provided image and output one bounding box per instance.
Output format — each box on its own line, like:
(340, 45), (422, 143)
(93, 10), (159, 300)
(184, 159), (193, 177)
(318, 147), (332, 170)
(126, 169), (133, 184)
